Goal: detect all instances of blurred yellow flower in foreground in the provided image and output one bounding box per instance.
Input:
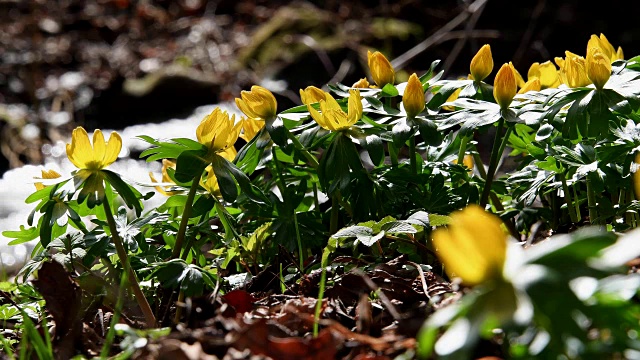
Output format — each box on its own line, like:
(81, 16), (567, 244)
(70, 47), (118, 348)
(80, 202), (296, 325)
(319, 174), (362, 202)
(402, 73), (425, 118)
(586, 46), (612, 90)
(493, 63), (517, 109)
(235, 85), (277, 121)
(196, 107), (241, 155)
(34, 169), (61, 191)
(304, 89), (363, 132)
(66, 127), (122, 172)
(367, 50), (395, 88)
(433, 205), (508, 286)
(469, 44), (493, 82)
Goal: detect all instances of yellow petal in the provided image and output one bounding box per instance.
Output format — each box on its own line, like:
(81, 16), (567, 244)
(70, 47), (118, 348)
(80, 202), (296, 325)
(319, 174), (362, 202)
(367, 50), (395, 87)
(442, 88), (462, 111)
(307, 103), (330, 131)
(34, 169), (62, 190)
(529, 61), (560, 89)
(560, 51), (590, 88)
(240, 117), (265, 142)
(615, 46), (624, 61)
(92, 130), (107, 163)
(346, 89), (362, 128)
(402, 73), (425, 118)
(66, 127), (93, 169)
(469, 44), (493, 81)
(236, 85), (277, 121)
(586, 46), (611, 90)
(102, 131), (122, 167)
(300, 86), (326, 105)
(352, 78), (370, 88)
(509, 62), (525, 89)
(493, 63), (517, 109)
(517, 78), (541, 94)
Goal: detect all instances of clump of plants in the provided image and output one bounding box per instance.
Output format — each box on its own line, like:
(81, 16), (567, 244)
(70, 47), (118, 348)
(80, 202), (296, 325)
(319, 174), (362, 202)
(3, 34), (640, 359)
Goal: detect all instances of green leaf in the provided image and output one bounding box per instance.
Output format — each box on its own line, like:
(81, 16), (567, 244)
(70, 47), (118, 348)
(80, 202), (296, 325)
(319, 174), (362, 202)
(381, 83), (399, 97)
(4, 226), (40, 245)
(381, 221), (417, 234)
(216, 155), (270, 205)
(266, 116), (287, 147)
(535, 123), (555, 141)
(174, 148), (209, 183)
(331, 226), (373, 239)
(360, 134), (384, 167)
(101, 170), (143, 216)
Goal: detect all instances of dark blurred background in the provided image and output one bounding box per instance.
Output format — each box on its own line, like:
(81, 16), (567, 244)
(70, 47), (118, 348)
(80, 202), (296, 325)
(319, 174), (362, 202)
(1, 0), (638, 176)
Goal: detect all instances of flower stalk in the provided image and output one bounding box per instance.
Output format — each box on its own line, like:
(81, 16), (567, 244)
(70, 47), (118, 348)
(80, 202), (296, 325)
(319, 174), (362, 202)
(171, 172), (203, 259)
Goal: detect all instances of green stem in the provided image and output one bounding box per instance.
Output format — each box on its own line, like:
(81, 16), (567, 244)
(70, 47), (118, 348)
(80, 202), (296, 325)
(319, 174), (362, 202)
(471, 146), (504, 212)
(294, 212), (304, 271)
(457, 134), (469, 169)
(389, 142), (399, 166)
(174, 291), (185, 324)
(480, 119), (506, 207)
(586, 174), (599, 225)
(572, 182), (582, 221)
(313, 258), (328, 337)
(330, 193), (341, 234)
(172, 173), (202, 259)
(271, 148), (287, 195)
(409, 136), (417, 175)
(102, 199), (156, 327)
(100, 269), (127, 358)
(560, 172), (579, 223)
(180, 215), (206, 261)
(286, 129), (319, 168)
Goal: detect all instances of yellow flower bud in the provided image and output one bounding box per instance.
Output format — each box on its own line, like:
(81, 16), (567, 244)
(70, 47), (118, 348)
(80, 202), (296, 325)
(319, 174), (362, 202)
(517, 78), (541, 94)
(235, 85), (277, 121)
(432, 205), (507, 286)
(493, 63), (517, 109)
(509, 62), (525, 89)
(588, 33), (622, 63)
(352, 78), (371, 88)
(402, 73), (425, 118)
(586, 46), (611, 90)
(469, 44), (493, 82)
(615, 46), (624, 61)
(299, 86), (326, 105)
(367, 50), (395, 87)
(559, 51), (590, 88)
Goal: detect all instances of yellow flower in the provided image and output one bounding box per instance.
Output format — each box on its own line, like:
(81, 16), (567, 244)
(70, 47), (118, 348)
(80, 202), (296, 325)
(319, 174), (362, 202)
(493, 63), (517, 109)
(452, 155), (474, 173)
(305, 89), (362, 132)
(588, 34), (623, 63)
(66, 127), (122, 172)
(527, 61), (561, 89)
(149, 159), (177, 196)
(402, 73), (425, 118)
(34, 169), (61, 191)
(200, 166), (221, 197)
(367, 50), (395, 88)
(299, 86), (326, 104)
(352, 78), (371, 88)
(432, 205), (508, 286)
(196, 107), (242, 154)
(240, 117), (265, 142)
(235, 85), (277, 121)
(469, 44), (493, 82)
(586, 46), (611, 90)
(442, 87), (462, 111)
(558, 51), (590, 88)
(509, 62), (526, 89)
(517, 78), (541, 94)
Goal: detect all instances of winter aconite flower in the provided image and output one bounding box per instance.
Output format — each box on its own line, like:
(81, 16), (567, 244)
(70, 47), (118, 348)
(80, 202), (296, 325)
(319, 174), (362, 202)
(493, 63), (517, 109)
(432, 205), (508, 286)
(149, 159), (177, 196)
(66, 127), (122, 174)
(557, 51), (590, 88)
(196, 107), (242, 156)
(305, 89), (363, 132)
(588, 33), (623, 63)
(201, 166), (221, 197)
(240, 117), (265, 142)
(367, 50), (395, 88)
(235, 85), (277, 121)
(34, 169), (62, 191)
(586, 46), (611, 90)
(518, 78), (541, 94)
(469, 44), (493, 82)
(402, 73), (425, 118)
(352, 78), (371, 88)
(300, 86), (327, 104)
(527, 61), (561, 89)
